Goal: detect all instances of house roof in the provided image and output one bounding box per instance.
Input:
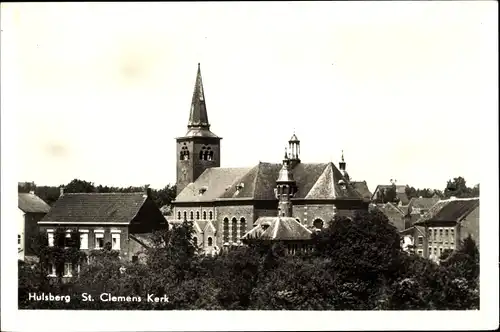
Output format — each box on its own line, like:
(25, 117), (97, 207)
(241, 216), (312, 241)
(415, 198), (479, 225)
(373, 203), (405, 231)
(175, 162), (363, 203)
(371, 184), (409, 205)
(40, 193), (148, 224)
(18, 193), (51, 213)
(351, 181), (372, 200)
(408, 197), (440, 211)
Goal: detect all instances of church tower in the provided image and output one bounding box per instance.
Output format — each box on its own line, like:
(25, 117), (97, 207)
(176, 64), (221, 196)
(275, 149), (298, 217)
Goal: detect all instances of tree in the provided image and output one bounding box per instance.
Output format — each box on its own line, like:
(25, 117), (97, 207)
(65, 179), (96, 193)
(444, 176), (473, 198)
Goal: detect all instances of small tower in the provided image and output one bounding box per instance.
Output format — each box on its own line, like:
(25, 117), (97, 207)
(275, 149), (298, 217)
(339, 150), (350, 182)
(288, 132), (301, 169)
(176, 63), (222, 196)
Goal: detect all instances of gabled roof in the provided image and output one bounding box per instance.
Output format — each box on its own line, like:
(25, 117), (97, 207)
(40, 193), (148, 224)
(175, 162), (363, 203)
(408, 197), (440, 211)
(18, 193), (51, 213)
(241, 216), (312, 241)
(415, 198), (479, 225)
(373, 203), (405, 231)
(351, 181), (372, 200)
(371, 184), (409, 205)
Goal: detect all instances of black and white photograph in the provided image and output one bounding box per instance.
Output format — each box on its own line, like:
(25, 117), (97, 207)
(1, 1), (498, 331)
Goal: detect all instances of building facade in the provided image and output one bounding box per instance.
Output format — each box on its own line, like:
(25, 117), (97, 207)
(170, 64), (369, 254)
(414, 197), (479, 262)
(18, 189), (51, 262)
(38, 187), (167, 277)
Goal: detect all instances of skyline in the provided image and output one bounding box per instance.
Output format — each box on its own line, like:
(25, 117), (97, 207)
(2, 2), (497, 193)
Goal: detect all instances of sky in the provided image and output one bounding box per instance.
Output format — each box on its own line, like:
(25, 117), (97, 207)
(1, 2), (498, 192)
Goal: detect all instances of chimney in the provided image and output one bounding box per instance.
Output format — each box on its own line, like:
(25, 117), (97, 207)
(60, 186), (65, 197)
(29, 181), (36, 195)
(144, 184), (151, 198)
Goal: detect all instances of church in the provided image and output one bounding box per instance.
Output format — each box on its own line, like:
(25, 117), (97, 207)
(170, 64), (370, 254)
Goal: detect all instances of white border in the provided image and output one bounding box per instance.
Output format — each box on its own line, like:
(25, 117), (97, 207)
(1, 1), (498, 331)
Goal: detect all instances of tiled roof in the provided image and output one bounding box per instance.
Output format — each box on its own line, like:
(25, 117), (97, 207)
(373, 203), (405, 231)
(241, 216), (312, 241)
(408, 197), (440, 211)
(351, 181), (372, 200)
(18, 193), (50, 213)
(175, 167), (252, 202)
(415, 198), (479, 224)
(175, 162), (363, 203)
(371, 184), (409, 204)
(40, 193), (148, 224)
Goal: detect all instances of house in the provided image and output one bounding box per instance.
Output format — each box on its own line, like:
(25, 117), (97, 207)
(18, 187), (51, 262)
(38, 186), (167, 277)
(170, 64), (369, 253)
(399, 225), (427, 257)
(413, 197), (479, 262)
(371, 184), (409, 205)
(351, 181), (372, 202)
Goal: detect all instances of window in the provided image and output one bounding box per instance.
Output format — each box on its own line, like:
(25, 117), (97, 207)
(203, 211), (207, 220)
(177, 211), (181, 220)
(183, 211), (187, 220)
(428, 247), (432, 256)
(196, 211), (200, 220)
(18, 234), (21, 249)
(439, 247), (443, 256)
(417, 249), (423, 257)
(47, 263), (56, 277)
(439, 229), (443, 241)
(190, 211), (194, 220)
(80, 233), (88, 249)
(209, 211), (213, 220)
(223, 218), (229, 243)
(450, 229), (455, 243)
(231, 217), (238, 242)
(208, 237), (213, 246)
(47, 232), (54, 247)
(240, 217), (246, 236)
(427, 229), (432, 239)
(418, 236), (423, 245)
(95, 233), (104, 249)
(313, 219), (324, 229)
(112, 233), (121, 250)
(180, 145), (190, 160)
(64, 262), (72, 277)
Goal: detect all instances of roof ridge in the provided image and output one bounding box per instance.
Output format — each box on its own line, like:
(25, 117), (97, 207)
(64, 192), (145, 195)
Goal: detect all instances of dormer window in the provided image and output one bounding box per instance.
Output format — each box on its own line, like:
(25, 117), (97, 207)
(338, 179), (347, 190)
(199, 187), (207, 195)
(236, 183), (245, 191)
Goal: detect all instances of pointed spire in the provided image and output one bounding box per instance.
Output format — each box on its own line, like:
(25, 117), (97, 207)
(188, 63), (210, 129)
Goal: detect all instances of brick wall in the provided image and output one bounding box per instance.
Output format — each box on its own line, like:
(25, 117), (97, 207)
(215, 204), (253, 247)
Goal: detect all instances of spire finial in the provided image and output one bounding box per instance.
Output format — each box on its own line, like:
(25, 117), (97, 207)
(198, 62), (200, 69)
(341, 149), (344, 162)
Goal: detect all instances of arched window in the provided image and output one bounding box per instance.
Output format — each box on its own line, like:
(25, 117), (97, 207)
(209, 211), (213, 220)
(208, 237), (213, 246)
(203, 211), (207, 220)
(199, 151), (204, 160)
(190, 211), (194, 220)
(177, 211), (181, 220)
(240, 217), (246, 236)
(183, 211), (187, 220)
(231, 217), (238, 242)
(193, 237), (198, 247)
(180, 144), (190, 161)
(223, 218), (229, 243)
(208, 151), (214, 161)
(313, 219), (324, 230)
(196, 211), (200, 220)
